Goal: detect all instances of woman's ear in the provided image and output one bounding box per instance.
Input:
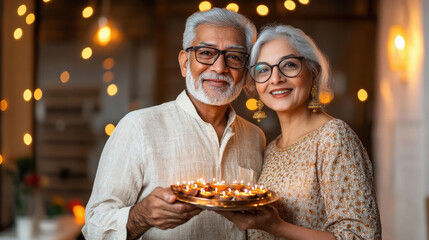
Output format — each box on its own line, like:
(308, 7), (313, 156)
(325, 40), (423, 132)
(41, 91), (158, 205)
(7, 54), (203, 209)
(178, 50), (189, 78)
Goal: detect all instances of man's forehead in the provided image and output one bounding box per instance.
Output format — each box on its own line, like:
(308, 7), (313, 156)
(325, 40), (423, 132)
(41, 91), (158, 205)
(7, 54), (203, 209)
(193, 24), (246, 50)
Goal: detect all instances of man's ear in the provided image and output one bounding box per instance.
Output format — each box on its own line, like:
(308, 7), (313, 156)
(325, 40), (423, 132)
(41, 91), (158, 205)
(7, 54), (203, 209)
(178, 50), (189, 78)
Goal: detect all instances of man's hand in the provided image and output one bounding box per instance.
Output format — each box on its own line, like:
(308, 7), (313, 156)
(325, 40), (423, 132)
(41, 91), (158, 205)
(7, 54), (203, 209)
(126, 187), (202, 239)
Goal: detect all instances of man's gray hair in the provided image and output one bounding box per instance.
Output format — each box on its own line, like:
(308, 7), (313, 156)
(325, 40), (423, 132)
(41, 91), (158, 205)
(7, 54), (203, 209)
(248, 25), (333, 103)
(182, 8), (256, 51)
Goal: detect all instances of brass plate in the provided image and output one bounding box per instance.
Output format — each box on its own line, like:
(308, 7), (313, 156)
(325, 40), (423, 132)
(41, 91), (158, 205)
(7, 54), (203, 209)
(173, 190), (279, 211)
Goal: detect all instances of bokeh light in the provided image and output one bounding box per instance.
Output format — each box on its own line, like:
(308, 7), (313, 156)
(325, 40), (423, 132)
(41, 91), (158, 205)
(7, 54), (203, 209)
(103, 71), (114, 83)
(246, 98), (258, 111)
(357, 89), (368, 102)
(256, 5), (269, 16)
(43, 0), (51, 2)
(103, 57), (115, 70)
(107, 84), (118, 96)
(0, 100), (8, 111)
(17, 4), (27, 16)
(199, 1), (212, 11)
(14, 28), (23, 40)
(23, 133), (32, 146)
(26, 13), (35, 24)
(97, 25), (112, 46)
(23, 89), (32, 101)
(34, 88), (43, 101)
(299, 0), (310, 5)
(395, 35), (405, 50)
(82, 6), (94, 18)
(226, 3), (239, 12)
(60, 71), (70, 83)
(284, 0), (296, 11)
(72, 205), (86, 225)
(318, 91), (334, 104)
(81, 47), (93, 60)
(105, 123), (115, 136)
(0, 154), (3, 165)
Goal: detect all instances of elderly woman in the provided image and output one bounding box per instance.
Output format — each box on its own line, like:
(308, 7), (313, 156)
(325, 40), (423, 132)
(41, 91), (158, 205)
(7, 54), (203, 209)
(217, 25), (381, 240)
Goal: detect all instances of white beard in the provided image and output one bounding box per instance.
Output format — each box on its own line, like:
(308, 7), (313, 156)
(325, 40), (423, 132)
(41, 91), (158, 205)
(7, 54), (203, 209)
(185, 64), (244, 106)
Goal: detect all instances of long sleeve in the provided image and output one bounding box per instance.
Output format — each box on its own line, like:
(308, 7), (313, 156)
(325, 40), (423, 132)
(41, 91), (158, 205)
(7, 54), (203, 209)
(82, 114), (144, 240)
(317, 121), (381, 239)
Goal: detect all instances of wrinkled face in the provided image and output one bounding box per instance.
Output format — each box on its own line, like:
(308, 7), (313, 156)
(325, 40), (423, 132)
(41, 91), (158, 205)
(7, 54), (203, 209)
(179, 24), (247, 106)
(255, 38), (313, 113)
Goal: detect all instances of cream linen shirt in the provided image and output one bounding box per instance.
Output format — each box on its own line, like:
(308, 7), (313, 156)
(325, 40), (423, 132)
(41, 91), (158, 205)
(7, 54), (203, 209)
(82, 91), (266, 240)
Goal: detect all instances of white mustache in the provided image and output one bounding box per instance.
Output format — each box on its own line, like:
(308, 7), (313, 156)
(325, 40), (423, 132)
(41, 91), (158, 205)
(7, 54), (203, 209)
(199, 72), (234, 83)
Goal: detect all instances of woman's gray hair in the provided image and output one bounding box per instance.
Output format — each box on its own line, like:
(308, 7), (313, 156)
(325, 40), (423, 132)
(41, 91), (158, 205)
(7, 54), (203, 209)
(248, 25), (333, 104)
(182, 8), (256, 51)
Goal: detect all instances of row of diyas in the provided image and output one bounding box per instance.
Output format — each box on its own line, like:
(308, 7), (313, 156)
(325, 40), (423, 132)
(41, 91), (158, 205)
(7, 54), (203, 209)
(171, 178), (268, 201)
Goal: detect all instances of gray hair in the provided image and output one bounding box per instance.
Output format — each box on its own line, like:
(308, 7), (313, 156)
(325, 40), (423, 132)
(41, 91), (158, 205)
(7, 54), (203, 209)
(182, 8), (256, 51)
(248, 25), (333, 104)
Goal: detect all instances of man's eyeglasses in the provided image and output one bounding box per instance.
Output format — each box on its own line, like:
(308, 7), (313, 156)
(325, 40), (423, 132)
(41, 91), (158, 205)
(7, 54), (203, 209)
(248, 56), (305, 83)
(185, 46), (249, 69)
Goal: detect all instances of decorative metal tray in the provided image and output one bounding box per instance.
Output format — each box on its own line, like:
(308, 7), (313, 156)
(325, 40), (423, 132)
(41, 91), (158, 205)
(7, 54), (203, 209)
(172, 189), (279, 211)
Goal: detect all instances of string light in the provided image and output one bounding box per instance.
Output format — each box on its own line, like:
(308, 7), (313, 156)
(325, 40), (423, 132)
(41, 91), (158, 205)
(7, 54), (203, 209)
(17, 4), (27, 16)
(256, 5), (269, 16)
(81, 47), (93, 60)
(0, 100), (8, 111)
(34, 88), (43, 101)
(14, 28), (23, 40)
(107, 84), (118, 96)
(199, 1), (212, 11)
(60, 71), (70, 83)
(226, 3), (239, 12)
(245, 98), (258, 111)
(105, 123), (115, 136)
(23, 89), (32, 101)
(82, 6), (94, 18)
(357, 89), (368, 102)
(23, 133), (33, 146)
(26, 13), (35, 24)
(284, 0), (296, 11)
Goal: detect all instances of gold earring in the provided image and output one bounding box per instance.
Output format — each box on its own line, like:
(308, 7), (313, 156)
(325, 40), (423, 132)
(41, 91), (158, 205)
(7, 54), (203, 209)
(308, 84), (322, 112)
(253, 99), (267, 122)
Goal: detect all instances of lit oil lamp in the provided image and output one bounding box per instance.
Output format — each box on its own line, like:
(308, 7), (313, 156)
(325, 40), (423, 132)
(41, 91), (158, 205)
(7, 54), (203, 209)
(171, 181), (182, 193)
(214, 191), (233, 201)
(210, 180), (227, 192)
(235, 189), (256, 200)
(198, 188), (214, 199)
(254, 185), (268, 198)
(228, 180), (244, 191)
(182, 185), (198, 197)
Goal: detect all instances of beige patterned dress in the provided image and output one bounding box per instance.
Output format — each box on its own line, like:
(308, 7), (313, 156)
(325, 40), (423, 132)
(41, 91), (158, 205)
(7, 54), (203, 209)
(248, 119), (381, 240)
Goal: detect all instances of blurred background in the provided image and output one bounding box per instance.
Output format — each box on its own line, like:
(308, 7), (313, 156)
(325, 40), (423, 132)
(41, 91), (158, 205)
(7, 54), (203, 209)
(0, 0), (428, 239)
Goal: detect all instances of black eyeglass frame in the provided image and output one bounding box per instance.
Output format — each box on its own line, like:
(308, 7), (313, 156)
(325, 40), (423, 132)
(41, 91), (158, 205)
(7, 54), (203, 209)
(185, 46), (250, 69)
(248, 56), (305, 83)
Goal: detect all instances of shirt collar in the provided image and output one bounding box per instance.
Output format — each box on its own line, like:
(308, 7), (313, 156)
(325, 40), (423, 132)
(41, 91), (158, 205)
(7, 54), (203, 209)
(176, 90), (237, 127)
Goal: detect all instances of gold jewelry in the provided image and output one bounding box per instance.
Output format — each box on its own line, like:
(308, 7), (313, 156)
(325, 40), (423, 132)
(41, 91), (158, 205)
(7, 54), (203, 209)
(253, 99), (267, 122)
(308, 84), (322, 112)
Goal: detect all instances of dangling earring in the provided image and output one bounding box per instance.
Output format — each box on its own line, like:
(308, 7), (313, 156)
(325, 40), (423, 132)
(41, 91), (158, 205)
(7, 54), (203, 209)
(253, 99), (267, 122)
(308, 84), (322, 112)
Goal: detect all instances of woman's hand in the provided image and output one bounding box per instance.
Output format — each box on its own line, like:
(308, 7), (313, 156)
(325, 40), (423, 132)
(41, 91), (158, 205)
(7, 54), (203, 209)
(216, 205), (284, 234)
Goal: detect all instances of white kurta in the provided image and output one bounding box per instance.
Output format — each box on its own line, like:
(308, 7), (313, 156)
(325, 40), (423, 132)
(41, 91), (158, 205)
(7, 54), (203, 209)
(82, 91), (266, 240)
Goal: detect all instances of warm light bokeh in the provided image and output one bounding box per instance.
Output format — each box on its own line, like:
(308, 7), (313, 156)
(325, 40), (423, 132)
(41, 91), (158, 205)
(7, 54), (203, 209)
(60, 71), (70, 83)
(246, 98), (258, 111)
(299, 0), (310, 5)
(0, 154), (3, 165)
(199, 1), (212, 11)
(103, 71), (114, 83)
(319, 91), (334, 104)
(23, 89), (32, 101)
(26, 13), (35, 24)
(256, 5), (269, 16)
(23, 133), (33, 146)
(226, 3), (239, 12)
(105, 123), (115, 136)
(284, 0), (296, 11)
(81, 47), (93, 60)
(14, 28), (23, 40)
(82, 6), (94, 18)
(107, 84), (118, 96)
(34, 88), (43, 101)
(0, 99), (8, 111)
(17, 4), (27, 16)
(97, 26), (112, 46)
(103, 58), (115, 70)
(395, 35), (405, 50)
(72, 205), (86, 225)
(387, 25), (407, 72)
(43, 0), (51, 2)
(357, 89), (368, 102)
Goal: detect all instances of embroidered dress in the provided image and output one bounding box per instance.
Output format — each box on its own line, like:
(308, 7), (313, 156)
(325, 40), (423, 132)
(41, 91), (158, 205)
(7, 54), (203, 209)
(248, 119), (381, 240)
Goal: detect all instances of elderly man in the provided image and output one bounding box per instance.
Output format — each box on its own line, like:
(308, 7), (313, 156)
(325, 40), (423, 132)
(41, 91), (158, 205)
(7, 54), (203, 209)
(82, 8), (265, 240)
